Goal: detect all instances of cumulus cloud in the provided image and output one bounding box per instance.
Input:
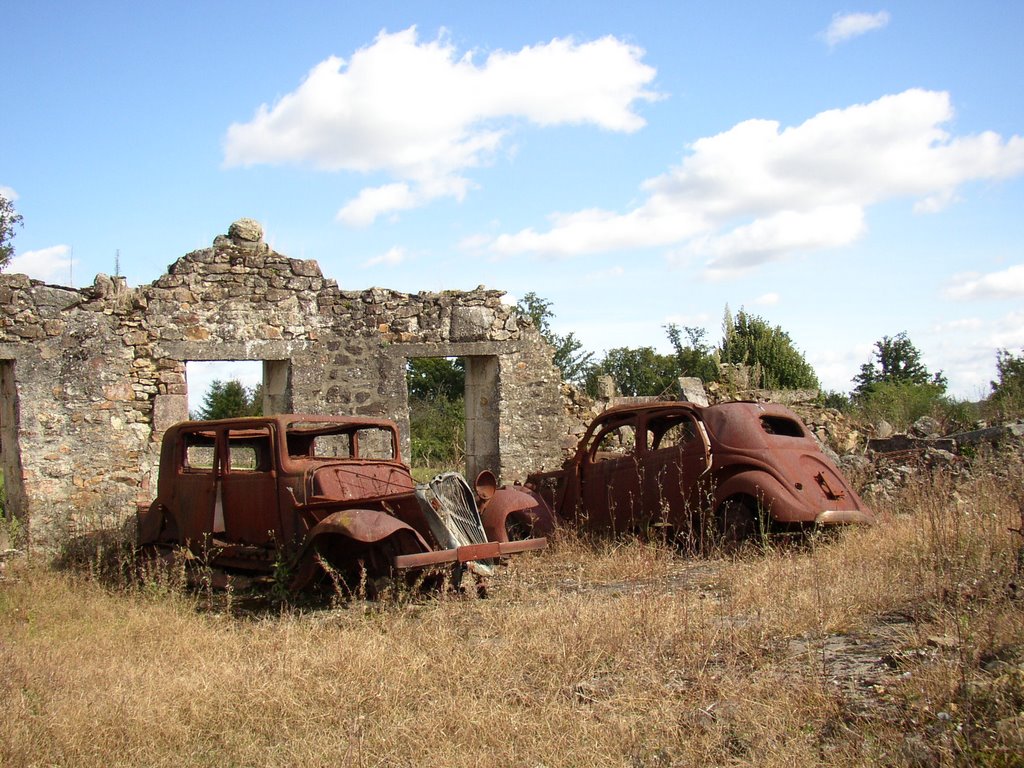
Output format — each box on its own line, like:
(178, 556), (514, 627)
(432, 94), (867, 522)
(363, 245), (408, 268)
(484, 89), (1024, 279)
(823, 11), (891, 47)
(694, 205), (866, 279)
(225, 27), (658, 225)
(8, 245), (74, 283)
(0, 186), (18, 201)
(945, 263), (1024, 300)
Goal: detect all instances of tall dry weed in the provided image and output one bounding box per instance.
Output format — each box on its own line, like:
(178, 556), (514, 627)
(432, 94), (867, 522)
(2, 454), (1023, 766)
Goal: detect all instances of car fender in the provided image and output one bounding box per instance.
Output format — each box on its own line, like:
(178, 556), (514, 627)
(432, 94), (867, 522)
(306, 509), (430, 547)
(480, 486), (557, 542)
(291, 509), (432, 590)
(137, 500), (176, 545)
(713, 469), (811, 524)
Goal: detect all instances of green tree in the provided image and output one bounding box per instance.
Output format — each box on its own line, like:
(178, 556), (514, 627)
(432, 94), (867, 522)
(516, 292), (594, 384)
(719, 307), (819, 390)
(665, 324), (719, 382)
(407, 357), (464, 401)
(192, 379), (263, 420)
(0, 195), (24, 270)
(586, 346), (679, 397)
(852, 332), (947, 397)
(989, 348), (1024, 418)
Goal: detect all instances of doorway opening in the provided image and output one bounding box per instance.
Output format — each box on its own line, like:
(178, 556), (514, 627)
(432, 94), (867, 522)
(406, 355), (498, 482)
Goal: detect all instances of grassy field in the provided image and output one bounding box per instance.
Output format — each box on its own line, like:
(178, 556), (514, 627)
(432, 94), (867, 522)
(2, 457), (1023, 767)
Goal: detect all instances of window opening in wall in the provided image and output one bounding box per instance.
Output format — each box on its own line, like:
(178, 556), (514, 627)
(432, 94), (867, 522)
(185, 359), (291, 420)
(406, 357), (465, 480)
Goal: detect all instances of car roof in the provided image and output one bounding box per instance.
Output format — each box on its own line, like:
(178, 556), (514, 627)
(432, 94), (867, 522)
(167, 413), (398, 433)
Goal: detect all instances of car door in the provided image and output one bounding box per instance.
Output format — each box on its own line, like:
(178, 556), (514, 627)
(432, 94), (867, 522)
(219, 425), (281, 545)
(171, 428), (219, 546)
(579, 415), (643, 534)
(641, 411), (710, 531)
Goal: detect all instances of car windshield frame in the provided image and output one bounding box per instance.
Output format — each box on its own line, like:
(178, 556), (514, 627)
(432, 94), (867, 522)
(284, 420), (399, 462)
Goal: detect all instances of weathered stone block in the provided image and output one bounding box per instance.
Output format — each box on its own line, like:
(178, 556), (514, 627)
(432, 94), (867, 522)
(291, 260), (321, 277)
(450, 306), (495, 341)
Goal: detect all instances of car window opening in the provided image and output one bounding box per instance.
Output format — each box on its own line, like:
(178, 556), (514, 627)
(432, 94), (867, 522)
(759, 415), (804, 437)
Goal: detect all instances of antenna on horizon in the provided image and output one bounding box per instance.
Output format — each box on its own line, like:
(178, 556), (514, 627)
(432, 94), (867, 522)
(69, 246), (73, 287)
(115, 249), (121, 277)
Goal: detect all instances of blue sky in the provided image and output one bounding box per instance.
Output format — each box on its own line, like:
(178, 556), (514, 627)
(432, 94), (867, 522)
(4, 1), (1023, 403)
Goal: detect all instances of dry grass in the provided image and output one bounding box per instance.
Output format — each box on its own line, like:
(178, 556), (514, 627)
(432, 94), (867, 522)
(2, 457), (1023, 767)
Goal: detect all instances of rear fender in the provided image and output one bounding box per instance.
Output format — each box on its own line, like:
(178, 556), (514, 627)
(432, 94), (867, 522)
(713, 470), (807, 523)
(480, 486), (557, 543)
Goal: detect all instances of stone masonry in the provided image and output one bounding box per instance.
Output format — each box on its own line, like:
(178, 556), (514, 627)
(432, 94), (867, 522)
(0, 219), (570, 545)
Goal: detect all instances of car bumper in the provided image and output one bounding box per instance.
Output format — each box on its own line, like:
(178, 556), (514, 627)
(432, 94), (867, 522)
(391, 537), (547, 569)
(814, 509), (875, 526)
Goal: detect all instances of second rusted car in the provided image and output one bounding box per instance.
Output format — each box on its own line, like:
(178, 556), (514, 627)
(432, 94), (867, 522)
(526, 401), (872, 546)
(137, 414), (551, 593)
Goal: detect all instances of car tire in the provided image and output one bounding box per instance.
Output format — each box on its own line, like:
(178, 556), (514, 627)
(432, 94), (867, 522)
(716, 497), (759, 552)
(504, 515), (533, 541)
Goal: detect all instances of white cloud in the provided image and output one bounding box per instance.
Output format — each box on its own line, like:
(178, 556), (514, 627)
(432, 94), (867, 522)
(932, 317), (984, 333)
(823, 11), (891, 47)
(989, 310), (1024, 349)
(457, 233), (493, 253)
(362, 245), (408, 268)
(225, 27), (658, 225)
(695, 205), (866, 279)
(0, 186), (18, 201)
(913, 188), (960, 214)
(751, 292), (780, 306)
(484, 89), (1024, 278)
(338, 178), (471, 227)
(8, 244), (74, 283)
(945, 263), (1024, 300)
(810, 346), (866, 393)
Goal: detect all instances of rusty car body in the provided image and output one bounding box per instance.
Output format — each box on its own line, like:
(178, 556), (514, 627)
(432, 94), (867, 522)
(526, 401), (873, 545)
(137, 414), (550, 592)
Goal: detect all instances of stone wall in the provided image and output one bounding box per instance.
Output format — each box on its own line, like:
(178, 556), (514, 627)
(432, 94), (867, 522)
(0, 219), (570, 545)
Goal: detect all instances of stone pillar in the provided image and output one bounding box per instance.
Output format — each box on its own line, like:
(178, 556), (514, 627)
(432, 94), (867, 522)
(262, 360), (291, 415)
(464, 355), (499, 481)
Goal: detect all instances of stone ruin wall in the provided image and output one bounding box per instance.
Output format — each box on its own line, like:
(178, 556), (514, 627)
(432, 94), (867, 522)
(0, 220), (571, 546)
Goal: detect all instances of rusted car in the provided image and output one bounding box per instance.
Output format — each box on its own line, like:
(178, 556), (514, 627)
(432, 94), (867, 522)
(137, 414), (551, 593)
(526, 401), (872, 546)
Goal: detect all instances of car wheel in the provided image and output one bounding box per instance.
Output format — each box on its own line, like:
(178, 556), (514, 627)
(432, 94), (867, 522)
(716, 497), (759, 552)
(505, 515), (533, 541)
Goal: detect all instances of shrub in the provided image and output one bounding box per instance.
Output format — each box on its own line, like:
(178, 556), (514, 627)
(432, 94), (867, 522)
(409, 395), (465, 470)
(987, 348), (1024, 421)
(851, 381), (977, 433)
(719, 307), (819, 390)
(852, 380), (948, 429)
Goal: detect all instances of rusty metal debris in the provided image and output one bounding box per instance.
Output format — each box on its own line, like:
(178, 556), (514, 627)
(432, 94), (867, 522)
(526, 401), (873, 546)
(136, 414), (550, 595)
